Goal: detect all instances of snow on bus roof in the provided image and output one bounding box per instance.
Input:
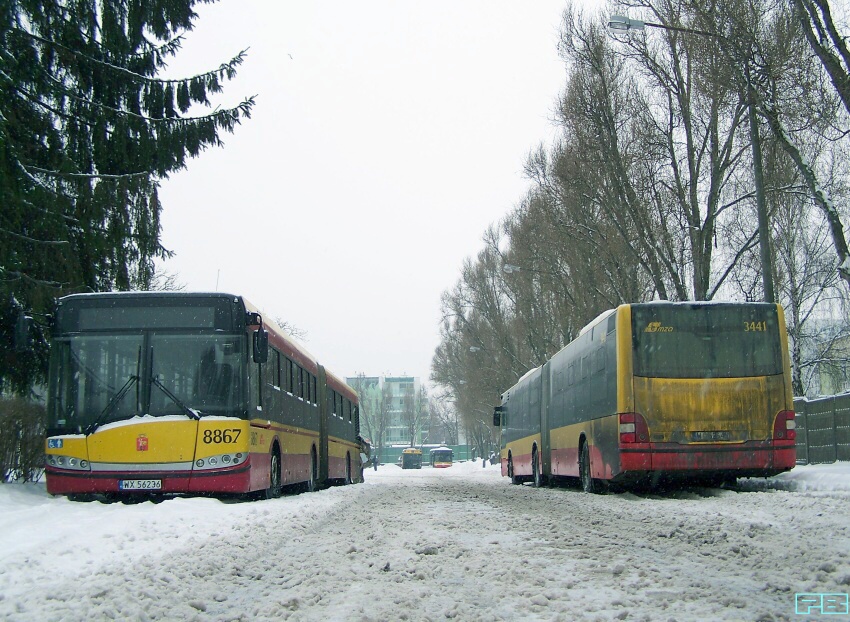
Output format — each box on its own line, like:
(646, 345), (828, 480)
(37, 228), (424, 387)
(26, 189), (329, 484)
(578, 307), (616, 337)
(516, 366), (540, 384)
(430, 447), (453, 452)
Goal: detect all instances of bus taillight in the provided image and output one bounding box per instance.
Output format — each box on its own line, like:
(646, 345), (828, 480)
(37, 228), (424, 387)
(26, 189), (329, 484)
(773, 411), (796, 441)
(619, 413), (649, 444)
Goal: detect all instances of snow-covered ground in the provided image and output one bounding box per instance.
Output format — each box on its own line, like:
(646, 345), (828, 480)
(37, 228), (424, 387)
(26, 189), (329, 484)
(1, 462), (849, 621)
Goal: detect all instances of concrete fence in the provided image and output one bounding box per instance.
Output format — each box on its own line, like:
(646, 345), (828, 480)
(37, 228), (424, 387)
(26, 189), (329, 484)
(794, 393), (850, 465)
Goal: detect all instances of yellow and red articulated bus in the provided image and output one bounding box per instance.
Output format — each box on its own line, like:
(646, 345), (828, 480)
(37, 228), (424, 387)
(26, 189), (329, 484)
(45, 292), (364, 500)
(429, 447), (453, 468)
(494, 302), (796, 492)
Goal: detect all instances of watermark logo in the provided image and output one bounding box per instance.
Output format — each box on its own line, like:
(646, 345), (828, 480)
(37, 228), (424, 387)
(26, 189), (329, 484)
(795, 593), (849, 615)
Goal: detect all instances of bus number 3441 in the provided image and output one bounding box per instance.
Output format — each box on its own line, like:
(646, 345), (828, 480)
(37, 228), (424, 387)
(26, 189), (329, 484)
(203, 429), (242, 444)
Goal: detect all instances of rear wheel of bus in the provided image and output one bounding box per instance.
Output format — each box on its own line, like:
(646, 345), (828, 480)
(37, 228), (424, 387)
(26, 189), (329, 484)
(508, 454), (521, 485)
(532, 446), (542, 488)
(305, 447), (318, 493)
(345, 453), (352, 485)
(580, 441), (601, 494)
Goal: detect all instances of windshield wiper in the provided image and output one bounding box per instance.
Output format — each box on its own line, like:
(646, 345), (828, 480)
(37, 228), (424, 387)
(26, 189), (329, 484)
(86, 374), (139, 434)
(150, 375), (202, 420)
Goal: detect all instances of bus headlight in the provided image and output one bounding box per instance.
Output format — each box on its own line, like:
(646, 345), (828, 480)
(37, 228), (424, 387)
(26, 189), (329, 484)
(45, 455), (91, 471)
(194, 453), (243, 470)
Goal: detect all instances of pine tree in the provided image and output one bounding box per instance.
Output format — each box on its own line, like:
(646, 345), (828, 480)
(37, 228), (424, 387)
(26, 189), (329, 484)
(0, 0), (255, 394)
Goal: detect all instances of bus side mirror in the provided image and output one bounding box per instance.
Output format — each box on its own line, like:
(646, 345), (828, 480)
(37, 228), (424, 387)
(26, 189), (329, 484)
(14, 312), (33, 353)
(253, 327), (269, 363)
(493, 406), (504, 427)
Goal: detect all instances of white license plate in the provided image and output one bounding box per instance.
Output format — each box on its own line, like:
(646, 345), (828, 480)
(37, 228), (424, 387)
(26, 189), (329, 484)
(118, 479), (162, 491)
(692, 431), (732, 442)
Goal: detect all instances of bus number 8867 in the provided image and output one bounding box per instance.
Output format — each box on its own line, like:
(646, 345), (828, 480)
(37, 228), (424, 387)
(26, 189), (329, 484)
(203, 429), (241, 444)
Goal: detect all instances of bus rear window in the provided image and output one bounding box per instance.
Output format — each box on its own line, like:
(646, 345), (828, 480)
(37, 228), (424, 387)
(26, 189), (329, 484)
(631, 304), (783, 378)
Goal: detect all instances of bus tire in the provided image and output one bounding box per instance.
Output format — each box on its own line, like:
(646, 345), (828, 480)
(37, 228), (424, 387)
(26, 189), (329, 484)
(306, 447), (317, 493)
(532, 447), (542, 488)
(508, 455), (521, 485)
(580, 442), (601, 494)
(264, 447), (282, 499)
(345, 453), (352, 485)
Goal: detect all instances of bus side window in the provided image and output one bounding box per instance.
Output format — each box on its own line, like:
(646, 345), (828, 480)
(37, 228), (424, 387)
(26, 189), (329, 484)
(283, 357), (292, 393)
(270, 351), (276, 387)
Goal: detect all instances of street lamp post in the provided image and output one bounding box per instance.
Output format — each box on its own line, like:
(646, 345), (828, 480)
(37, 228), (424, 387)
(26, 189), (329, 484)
(608, 15), (775, 303)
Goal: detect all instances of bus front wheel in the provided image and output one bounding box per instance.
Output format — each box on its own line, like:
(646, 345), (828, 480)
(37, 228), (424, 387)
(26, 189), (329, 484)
(264, 448), (282, 499)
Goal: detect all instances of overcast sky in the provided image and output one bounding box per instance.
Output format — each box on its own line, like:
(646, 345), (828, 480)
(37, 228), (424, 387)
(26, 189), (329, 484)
(157, 0), (606, 386)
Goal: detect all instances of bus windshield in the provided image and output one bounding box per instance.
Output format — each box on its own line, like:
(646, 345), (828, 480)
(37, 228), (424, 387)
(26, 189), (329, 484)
(48, 333), (244, 432)
(401, 450), (422, 469)
(631, 304), (783, 379)
(150, 334), (243, 416)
